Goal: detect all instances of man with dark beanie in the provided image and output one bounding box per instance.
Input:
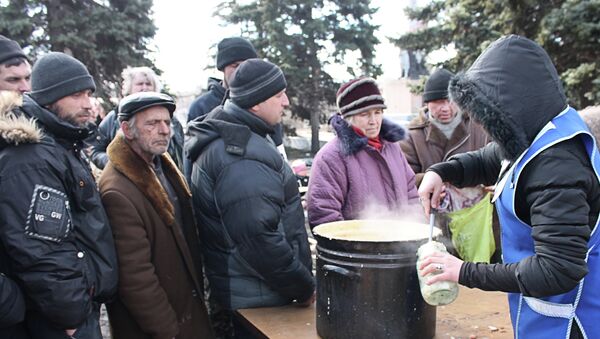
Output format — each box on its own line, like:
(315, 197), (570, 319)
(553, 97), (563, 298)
(0, 51), (118, 339)
(184, 37), (262, 182)
(401, 68), (489, 186)
(187, 37), (257, 122)
(0, 35), (31, 94)
(186, 58), (315, 336)
(400, 68), (493, 261)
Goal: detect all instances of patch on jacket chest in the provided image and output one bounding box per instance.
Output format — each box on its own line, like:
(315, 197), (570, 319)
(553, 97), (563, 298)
(26, 185), (72, 242)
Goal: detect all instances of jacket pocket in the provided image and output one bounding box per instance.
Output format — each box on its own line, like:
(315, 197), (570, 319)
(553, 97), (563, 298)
(25, 185), (72, 242)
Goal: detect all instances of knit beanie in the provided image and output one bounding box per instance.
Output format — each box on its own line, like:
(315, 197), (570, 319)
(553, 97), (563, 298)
(422, 68), (454, 103)
(336, 77), (386, 118)
(216, 37), (258, 71)
(229, 58), (287, 109)
(29, 52), (96, 106)
(0, 35), (28, 64)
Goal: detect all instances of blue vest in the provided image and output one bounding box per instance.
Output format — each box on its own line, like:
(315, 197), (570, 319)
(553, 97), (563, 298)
(494, 107), (600, 338)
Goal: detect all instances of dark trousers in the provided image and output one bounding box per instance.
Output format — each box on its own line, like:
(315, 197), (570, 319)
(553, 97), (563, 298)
(25, 303), (101, 339)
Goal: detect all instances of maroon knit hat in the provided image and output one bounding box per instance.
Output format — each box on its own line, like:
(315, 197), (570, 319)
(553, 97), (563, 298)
(336, 77), (386, 117)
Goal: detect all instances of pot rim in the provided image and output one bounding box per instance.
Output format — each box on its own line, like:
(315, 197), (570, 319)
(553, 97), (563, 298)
(313, 219), (441, 243)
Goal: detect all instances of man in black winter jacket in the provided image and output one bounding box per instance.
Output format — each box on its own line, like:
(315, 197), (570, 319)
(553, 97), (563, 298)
(187, 37), (257, 123)
(418, 35), (599, 339)
(0, 52), (118, 339)
(184, 37), (259, 182)
(186, 59), (315, 336)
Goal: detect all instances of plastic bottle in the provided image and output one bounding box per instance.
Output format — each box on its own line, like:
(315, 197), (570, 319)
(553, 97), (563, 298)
(416, 241), (459, 306)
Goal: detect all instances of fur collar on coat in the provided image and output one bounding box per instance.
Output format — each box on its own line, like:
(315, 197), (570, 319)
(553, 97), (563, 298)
(0, 91), (42, 147)
(330, 114), (406, 156)
(107, 134), (190, 226)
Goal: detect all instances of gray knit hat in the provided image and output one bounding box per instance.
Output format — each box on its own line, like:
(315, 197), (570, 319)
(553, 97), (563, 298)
(229, 58), (287, 109)
(216, 37), (258, 71)
(0, 35), (28, 64)
(30, 52), (96, 106)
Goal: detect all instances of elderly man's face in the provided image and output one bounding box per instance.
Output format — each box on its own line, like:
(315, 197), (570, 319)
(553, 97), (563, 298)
(48, 89), (93, 128)
(123, 106), (171, 163)
(427, 98), (458, 124)
(0, 62), (31, 93)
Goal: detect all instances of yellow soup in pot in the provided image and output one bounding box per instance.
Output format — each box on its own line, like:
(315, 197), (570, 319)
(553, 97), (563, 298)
(313, 219), (441, 242)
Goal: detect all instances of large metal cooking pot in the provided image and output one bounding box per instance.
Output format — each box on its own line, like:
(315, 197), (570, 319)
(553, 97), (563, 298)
(313, 220), (441, 339)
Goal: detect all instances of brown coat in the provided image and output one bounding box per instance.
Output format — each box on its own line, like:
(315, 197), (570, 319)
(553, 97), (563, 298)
(99, 135), (213, 339)
(400, 110), (489, 186)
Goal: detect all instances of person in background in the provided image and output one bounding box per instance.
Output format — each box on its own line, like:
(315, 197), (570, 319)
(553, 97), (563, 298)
(187, 37), (257, 123)
(99, 92), (213, 339)
(0, 91), (28, 339)
(185, 37), (287, 181)
(400, 68), (495, 261)
(187, 58), (314, 337)
(89, 96), (106, 125)
(0, 35), (31, 94)
(0, 37), (30, 338)
(0, 52), (118, 339)
(418, 35), (599, 339)
(580, 106), (600, 145)
(400, 68), (488, 187)
(89, 66), (184, 170)
(307, 77), (419, 229)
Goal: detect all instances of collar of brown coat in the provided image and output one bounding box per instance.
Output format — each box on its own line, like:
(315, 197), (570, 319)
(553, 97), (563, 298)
(107, 133), (191, 227)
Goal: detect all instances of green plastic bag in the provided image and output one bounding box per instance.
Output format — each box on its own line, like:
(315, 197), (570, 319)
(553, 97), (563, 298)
(447, 193), (495, 263)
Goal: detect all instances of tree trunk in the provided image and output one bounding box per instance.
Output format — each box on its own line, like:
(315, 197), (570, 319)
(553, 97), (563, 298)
(310, 108), (320, 155)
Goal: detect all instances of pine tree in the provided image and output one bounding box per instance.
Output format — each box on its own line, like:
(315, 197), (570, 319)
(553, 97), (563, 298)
(0, 0), (157, 104)
(218, 0), (382, 154)
(390, 0), (600, 109)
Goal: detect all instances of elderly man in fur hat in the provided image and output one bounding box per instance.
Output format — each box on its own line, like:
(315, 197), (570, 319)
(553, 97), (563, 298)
(0, 52), (118, 339)
(98, 92), (213, 339)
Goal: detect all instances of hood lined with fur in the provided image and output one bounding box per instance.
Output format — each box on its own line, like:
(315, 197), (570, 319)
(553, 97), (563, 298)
(0, 92), (42, 148)
(449, 35), (567, 161)
(330, 114), (406, 155)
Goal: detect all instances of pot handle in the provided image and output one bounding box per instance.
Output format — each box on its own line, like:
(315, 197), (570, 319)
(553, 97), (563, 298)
(322, 264), (360, 280)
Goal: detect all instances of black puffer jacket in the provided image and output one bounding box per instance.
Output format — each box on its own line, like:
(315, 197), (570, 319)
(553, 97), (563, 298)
(0, 94), (118, 336)
(429, 35), (600, 309)
(186, 101), (314, 310)
(187, 77), (226, 122)
(183, 79), (285, 181)
(0, 273), (26, 338)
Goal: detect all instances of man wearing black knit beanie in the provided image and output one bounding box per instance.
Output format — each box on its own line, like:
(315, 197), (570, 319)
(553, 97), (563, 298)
(0, 35), (31, 94)
(186, 58), (315, 337)
(0, 51), (117, 339)
(187, 37), (257, 122)
(184, 37), (262, 182)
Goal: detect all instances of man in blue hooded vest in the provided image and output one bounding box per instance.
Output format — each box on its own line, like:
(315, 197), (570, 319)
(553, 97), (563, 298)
(417, 35), (600, 339)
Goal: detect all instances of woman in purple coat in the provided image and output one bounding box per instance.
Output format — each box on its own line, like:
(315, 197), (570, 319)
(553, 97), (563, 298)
(307, 77), (419, 229)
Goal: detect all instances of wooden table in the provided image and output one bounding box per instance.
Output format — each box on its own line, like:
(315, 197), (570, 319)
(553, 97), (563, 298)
(237, 286), (513, 338)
